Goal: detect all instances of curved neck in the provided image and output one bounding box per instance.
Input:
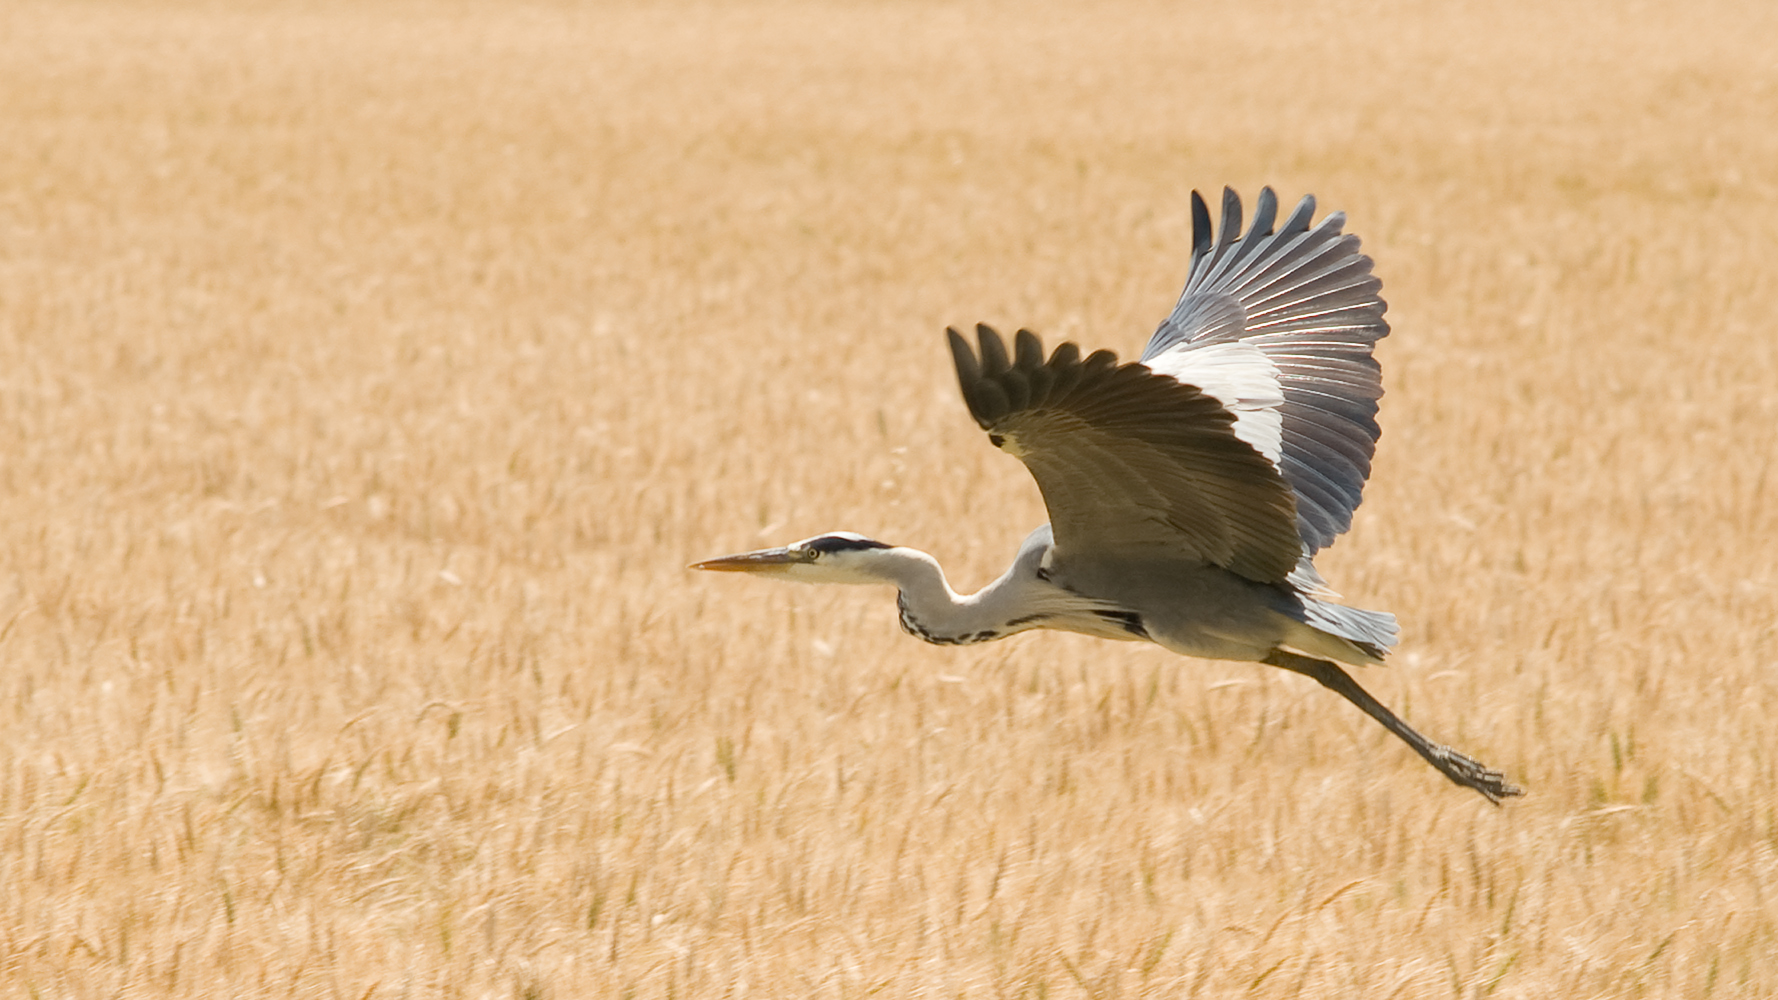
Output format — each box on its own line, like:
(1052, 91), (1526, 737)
(861, 547), (965, 618)
(867, 547), (1046, 646)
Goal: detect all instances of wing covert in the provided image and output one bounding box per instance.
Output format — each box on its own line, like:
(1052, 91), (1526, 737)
(950, 325), (1301, 584)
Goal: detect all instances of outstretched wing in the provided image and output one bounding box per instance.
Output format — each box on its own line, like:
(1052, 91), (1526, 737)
(1141, 188), (1390, 555)
(949, 325), (1301, 584)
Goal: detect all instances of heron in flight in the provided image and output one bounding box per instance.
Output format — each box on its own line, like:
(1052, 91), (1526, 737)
(696, 188), (1521, 803)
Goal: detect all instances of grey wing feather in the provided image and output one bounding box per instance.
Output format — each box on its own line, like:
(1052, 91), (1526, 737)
(950, 325), (1302, 584)
(1141, 187), (1390, 554)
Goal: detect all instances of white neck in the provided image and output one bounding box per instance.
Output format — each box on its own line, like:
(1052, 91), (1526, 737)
(876, 548), (1027, 645)
(838, 538), (1131, 646)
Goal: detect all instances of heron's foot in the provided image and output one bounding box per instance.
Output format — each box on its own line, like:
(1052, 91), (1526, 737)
(1427, 744), (1524, 805)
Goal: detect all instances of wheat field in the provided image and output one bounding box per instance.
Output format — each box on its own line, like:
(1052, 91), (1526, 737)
(2, 0), (1776, 996)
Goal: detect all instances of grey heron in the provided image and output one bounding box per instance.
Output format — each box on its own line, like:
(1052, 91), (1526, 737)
(696, 188), (1521, 803)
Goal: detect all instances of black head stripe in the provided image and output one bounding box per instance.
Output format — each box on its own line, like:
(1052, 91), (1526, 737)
(804, 534), (892, 555)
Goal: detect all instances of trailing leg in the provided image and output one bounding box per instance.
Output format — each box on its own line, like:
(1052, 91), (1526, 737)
(1262, 649), (1523, 804)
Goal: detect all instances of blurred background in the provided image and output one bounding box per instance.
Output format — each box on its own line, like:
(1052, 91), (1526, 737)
(2, 0), (1775, 995)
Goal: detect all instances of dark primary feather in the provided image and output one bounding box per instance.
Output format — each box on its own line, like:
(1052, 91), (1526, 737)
(949, 325), (1301, 584)
(1141, 187), (1390, 555)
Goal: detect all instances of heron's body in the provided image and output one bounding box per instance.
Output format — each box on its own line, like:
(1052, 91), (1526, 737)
(697, 189), (1521, 803)
(885, 524), (1378, 666)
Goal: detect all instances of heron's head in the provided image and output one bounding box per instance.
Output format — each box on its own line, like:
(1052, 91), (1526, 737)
(692, 532), (904, 585)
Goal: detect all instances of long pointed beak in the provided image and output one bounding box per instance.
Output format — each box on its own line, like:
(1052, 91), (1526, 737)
(690, 547), (804, 573)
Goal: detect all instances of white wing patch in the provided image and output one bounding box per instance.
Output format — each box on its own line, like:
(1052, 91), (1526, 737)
(1143, 341), (1283, 467)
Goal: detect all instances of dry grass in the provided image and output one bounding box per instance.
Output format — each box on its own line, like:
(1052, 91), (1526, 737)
(2, 0), (1777, 995)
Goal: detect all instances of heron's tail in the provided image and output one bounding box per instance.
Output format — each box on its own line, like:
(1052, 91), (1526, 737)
(1282, 555), (1397, 663)
(1293, 598), (1399, 664)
